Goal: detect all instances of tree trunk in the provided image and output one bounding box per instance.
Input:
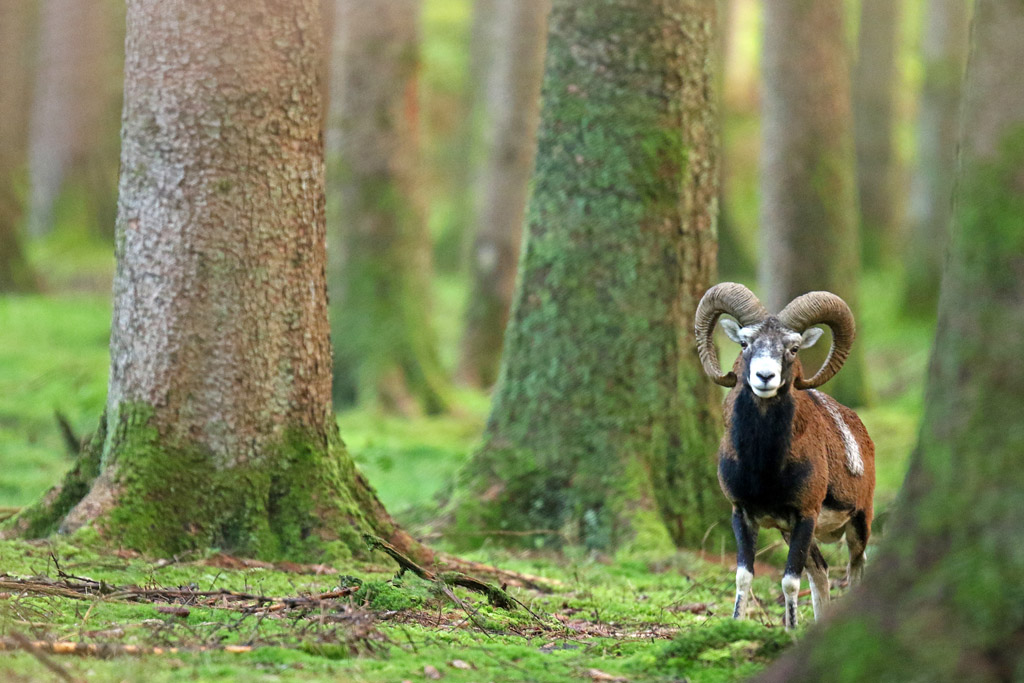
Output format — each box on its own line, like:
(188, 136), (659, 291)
(328, 0), (450, 416)
(433, 0), (498, 273)
(759, 0), (868, 407)
(446, 0), (729, 552)
(758, 2), (1024, 679)
(0, 0), (37, 292)
(853, 0), (903, 266)
(4, 0), (419, 563)
(26, 0), (121, 239)
(903, 0), (971, 316)
(457, 0), (549, 389)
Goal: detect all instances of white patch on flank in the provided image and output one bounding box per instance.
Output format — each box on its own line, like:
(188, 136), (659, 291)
(809, 390), (864, 475)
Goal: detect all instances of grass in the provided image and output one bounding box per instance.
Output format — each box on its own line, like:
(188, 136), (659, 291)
(0, 259), (932, 681)
(0, 2), (936, 676)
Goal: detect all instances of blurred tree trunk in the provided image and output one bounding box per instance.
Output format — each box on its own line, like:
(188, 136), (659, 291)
(26, 0), (121, 239)
(4, 0), (421, 563)
(759, 0), (868, 407)
(433, 0), (498, 273)
(447, 0), (729, 552)
(716, 0), (757, 281)
(758, 2), (1024, 679)
(328, 0), (450, 415)
(457, 0), (549, 388)
(854, 0), (903, 266)
(0, 0), (38, 292)
(903, 0), (971, 316)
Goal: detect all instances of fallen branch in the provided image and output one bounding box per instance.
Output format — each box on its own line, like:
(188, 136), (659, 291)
(363, 535), (516, 610)
(435, 553), (563, 593)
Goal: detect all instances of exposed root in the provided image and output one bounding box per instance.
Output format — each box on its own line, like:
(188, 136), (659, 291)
(363, 535), (516, 610)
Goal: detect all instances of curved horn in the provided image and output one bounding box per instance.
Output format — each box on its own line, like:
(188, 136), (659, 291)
(694, 283), (768, 387)
(777, 292), (856, 389)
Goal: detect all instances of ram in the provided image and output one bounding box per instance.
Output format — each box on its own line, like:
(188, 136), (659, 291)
(694, 282), (875, 629)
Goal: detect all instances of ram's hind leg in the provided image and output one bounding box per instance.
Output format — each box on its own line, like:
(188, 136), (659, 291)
(845, 510), (870, 587)
(805, 542), (830, 620)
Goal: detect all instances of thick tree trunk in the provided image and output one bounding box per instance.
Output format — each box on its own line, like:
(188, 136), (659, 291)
(758, 2), (1024, 679)
(854, 0), (902, 266)
(903, 0), (971, 316)
(0, 0), (37, 292)
(457, 0), (549, 388)
(26, 0), (121, 239)
(759, 0), (868, 407)
(5, 0), (418, 562)
(328, 0), (450, 416)
(447, 0), (729, 552)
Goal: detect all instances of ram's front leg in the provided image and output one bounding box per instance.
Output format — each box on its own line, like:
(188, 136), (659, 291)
(781, 516), (816, 629)
(731, 508), (759, 619)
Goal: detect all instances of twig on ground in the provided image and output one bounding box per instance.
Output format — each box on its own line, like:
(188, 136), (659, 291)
(363, 535), (516, 610)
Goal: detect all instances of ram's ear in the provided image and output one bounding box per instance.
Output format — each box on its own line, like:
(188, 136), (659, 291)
(720, 318), (743, 344)
(801, 327), (825, 348)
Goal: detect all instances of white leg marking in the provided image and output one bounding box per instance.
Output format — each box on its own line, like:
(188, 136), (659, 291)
(809, 390), (863, 475)
(781, 573), (801, 629)
(806, 568), (830, 620)
(734, 567), (754, 619)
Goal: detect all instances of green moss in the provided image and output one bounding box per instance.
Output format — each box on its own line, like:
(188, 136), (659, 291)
(631, 618), (794, 680)
(12, 400), (397, 562)
(445, 0), (726, 553)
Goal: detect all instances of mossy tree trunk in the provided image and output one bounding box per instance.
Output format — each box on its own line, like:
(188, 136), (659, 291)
(26, 0), (121, 239)
(759, 0), (868, 407)
(853, 0), (903, 266)
(758, 2), (1024, 679)
(903, 0), (971, 316)
(447, 0), (729, 553)
(0, 0), (38, 292)
(328, 0), (451, 416)
(457, 0), (549, 389)
(4, 0), (420, 563)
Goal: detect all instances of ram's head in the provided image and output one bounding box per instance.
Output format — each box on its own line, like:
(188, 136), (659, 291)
(694, 283), (855, 398)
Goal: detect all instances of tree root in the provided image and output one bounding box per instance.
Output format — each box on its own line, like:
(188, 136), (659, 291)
(363, 534), (517, 610)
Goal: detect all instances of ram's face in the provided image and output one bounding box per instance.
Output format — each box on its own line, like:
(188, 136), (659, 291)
(720, 317), (823, 399)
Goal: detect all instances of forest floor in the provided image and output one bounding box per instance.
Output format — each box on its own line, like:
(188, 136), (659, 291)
(0, 233), (933, 681)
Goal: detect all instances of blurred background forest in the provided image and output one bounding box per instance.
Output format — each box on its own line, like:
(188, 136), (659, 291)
(0, 0), (946, 527)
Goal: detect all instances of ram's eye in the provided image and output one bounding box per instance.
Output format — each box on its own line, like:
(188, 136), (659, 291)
(790, 346), (799, 354)
(740, 341), (748, 349)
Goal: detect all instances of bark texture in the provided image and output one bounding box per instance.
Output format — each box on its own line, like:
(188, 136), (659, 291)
(758, 2), (1024, 679)
(0, 0), (37, 292)
(448, 0), (729, 552)
(903, 0), (971, 315)
(6, 0), (417, 562)
(328, 0), (450, 415)
(853, 0), (902, 265)
(26, 0), (121, 238)
(457, 0), (549, 388)
(759, 0), (868, 407)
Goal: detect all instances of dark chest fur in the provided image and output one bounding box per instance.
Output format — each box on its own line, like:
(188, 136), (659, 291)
(719, 388), (810, 520)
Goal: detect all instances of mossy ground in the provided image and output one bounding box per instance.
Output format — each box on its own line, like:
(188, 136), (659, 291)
(0, 4), (934, 677)
(0, 261), (929, 680)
